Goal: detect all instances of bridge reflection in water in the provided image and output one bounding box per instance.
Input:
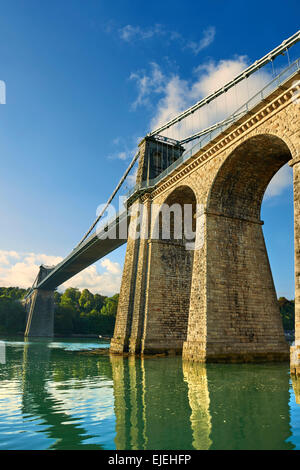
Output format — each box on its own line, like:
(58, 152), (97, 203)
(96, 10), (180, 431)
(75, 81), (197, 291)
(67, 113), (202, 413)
(20, 339), (112, 450)
(15, 340), (296, 450)
(110, 356), (294, 450)
(111, 356), (193, 449)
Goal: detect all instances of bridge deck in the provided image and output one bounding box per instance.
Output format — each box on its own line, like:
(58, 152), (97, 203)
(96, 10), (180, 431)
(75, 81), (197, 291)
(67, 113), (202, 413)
(37, 212), (128, 290)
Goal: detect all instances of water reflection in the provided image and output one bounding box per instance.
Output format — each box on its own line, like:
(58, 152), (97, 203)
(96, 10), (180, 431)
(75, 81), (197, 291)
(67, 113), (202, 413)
(111, 355), (193, 449)
(0, 339), (298, 449)
(182, 361), (212, 449)
(14, 338), (114, 449)
(291, 376), (300, 405)
(21, 339), (106, 449)
(111, 357), (295, 450)
(184, 362), (294, 450)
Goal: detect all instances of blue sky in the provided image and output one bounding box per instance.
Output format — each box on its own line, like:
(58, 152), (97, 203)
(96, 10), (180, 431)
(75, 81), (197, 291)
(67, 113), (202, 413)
(0, 0), (298, 297)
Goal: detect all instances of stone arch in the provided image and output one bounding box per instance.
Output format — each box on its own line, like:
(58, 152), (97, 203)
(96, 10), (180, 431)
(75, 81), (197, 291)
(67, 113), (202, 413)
(152, 185), (197, 244)
(207, 134), (292, 220)
(137, 185), (197, 355)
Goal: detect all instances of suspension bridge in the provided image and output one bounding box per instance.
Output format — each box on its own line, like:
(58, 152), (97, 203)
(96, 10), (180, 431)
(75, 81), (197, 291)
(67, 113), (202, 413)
(24, 31), (300, 366)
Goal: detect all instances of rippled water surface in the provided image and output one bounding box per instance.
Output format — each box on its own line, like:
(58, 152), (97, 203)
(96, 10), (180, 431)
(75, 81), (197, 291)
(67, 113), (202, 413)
(0, 337), (300, 450)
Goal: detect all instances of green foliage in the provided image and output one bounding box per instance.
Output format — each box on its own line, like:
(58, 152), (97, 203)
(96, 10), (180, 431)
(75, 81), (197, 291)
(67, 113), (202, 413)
(54, 304), (76, 335)
(0, 296), (26, 334)
(0, 286), (117, 337)
(278, 297), (295, 331)
(53, 288), (117, 336)
(0, 287), (27, 300)
(79, 289), (95, 312)
(0, 287), (27, 334)
(60, 288), (80, 309)
(100, 294), (119, 316)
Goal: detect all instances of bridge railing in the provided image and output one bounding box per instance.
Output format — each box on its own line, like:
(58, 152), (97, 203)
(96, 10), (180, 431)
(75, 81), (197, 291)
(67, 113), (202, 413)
(126, 57), (300, 201)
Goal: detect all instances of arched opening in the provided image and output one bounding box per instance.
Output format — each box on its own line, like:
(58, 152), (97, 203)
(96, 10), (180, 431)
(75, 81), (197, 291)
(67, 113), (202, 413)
(155, 185), (197, 243)
(261, 164), (294, 341)
(142, 185), (197, 354)
(205, 134), (292, 361)
(208, 135), (292, 220)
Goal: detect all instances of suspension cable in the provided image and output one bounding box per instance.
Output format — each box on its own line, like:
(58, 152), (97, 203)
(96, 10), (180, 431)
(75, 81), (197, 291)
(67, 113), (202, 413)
(75, 150), (140, 248)
(149, 30), (300, 137)
(76, 30), (300, 250)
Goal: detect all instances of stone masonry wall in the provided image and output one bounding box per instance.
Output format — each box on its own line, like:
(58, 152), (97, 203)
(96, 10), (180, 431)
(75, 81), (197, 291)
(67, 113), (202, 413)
(110, 201), (141, 353)
(141, 239), (194, 354)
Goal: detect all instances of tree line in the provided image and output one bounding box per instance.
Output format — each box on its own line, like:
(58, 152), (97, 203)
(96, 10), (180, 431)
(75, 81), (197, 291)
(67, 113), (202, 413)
(0, 287), (118, 336)
(0, 286), (296, 337)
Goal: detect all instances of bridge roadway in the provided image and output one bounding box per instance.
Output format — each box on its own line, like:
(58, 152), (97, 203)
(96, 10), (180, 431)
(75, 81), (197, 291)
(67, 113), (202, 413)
(37, 211), (129, 290)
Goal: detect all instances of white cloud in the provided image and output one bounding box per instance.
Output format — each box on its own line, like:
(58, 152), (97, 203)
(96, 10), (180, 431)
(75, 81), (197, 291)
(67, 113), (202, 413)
(116, 151), (128, 161)
(130, 62), (165, 108)
(119, 24), (165, 42)
(0, 251), (20, 266)
(130, 55), (271, 143)
(0, 251), (62, 289)
(107, 135), (142, 162)
(126, 167), (137, 187)
(0, 250), (121, 296)
(186, 27), (216, 55)
(107, 150), (132, 161)
(100, 258), (121, 275)
(118, 23), (216, 55)
(150, 74), (188, 130)
(63, 259), (121, 296)
(149, 56), (271, 133)
(264, 164), (293, 198)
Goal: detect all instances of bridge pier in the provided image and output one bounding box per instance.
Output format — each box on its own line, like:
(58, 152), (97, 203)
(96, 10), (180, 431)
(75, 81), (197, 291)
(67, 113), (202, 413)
(24, 265), (55, 337)
(183, 135), (292, 362)
(183, 212), (289, 362)
(110, 209), (141, 354)
(24, 289), (54, 337)
(290, 158), (300, 375)
(111, 199), (193, 356)
(111, 137), (192, 355)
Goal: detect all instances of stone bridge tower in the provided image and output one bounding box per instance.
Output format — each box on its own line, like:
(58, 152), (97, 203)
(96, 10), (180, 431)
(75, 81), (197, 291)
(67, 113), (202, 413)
(24, 266), (55, 337)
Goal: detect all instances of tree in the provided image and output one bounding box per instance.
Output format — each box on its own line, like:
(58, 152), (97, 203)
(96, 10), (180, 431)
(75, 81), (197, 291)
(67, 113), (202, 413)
(94, 293), (106, 311)
(278, 297), (295, 331)
(79, 289), (94, 312)
(0, 296), (26, 334)
(54, 305), (75, 335)
(60, 288), (80, 310)
(100, 294), (119, 317)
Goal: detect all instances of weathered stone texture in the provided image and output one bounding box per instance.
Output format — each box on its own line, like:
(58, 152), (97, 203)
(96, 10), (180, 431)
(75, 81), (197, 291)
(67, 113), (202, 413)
(141, 239), (193, 354)
(110, 202), (141, 353)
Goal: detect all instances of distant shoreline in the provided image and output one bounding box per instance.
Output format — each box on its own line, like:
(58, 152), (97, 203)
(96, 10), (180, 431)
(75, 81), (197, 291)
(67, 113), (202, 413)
(3, 333), (112, 341)
(55, 334), (112, 340)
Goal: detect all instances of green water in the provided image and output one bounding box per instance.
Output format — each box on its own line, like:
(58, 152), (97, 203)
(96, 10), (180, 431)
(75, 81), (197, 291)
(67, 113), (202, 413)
(0, 337), (300, 450)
